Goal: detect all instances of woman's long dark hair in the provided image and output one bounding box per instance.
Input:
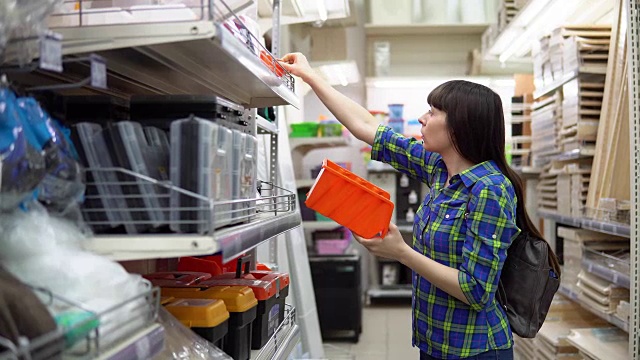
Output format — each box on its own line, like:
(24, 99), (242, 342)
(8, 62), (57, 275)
(427, 80), (560, 273)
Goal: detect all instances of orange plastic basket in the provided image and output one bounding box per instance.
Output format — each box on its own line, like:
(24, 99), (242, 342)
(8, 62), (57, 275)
(305, 159), (394, 238)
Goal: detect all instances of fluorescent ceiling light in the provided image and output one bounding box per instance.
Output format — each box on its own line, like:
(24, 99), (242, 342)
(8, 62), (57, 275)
(490, 0), (611, 63)
(317, 0), (328, 21)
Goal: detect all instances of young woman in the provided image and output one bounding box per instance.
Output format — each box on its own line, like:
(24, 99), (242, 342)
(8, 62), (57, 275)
(280, 53), (544, 360)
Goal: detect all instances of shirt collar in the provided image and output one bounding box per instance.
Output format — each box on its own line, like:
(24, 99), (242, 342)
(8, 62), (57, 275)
(456, 160), (502, 188)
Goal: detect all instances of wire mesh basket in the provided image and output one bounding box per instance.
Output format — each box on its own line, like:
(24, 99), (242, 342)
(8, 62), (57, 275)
(252, 304), (298, 360)
(0, 283), (160, 360)
(80, 167), (296, 235)
(45, 0), (294, 92)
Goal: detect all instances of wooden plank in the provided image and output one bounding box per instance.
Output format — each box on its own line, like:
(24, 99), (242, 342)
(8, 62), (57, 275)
(567, 328), (629, 360)
(587, 0), (626, 209)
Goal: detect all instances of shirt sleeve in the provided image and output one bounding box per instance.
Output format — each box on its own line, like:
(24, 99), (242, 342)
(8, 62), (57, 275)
(370, 124), (440, 186)
(458, 182), (520, 312)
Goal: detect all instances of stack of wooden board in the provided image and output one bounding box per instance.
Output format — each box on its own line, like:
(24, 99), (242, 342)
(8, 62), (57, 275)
(531, 93), (563, 168)
(562, 26), (612, 73)
(534, 34), (555, 89)
(550, 159), (592, 217)
(514, 294), (608, 360)
(567, 328), (629, 360)
(586, 0), (630, 224)
(497, 0), (522, 33)
(537, 165), (558, 211)
(510, 94), (533, 168)
(560, 78), (606, 154)
(534, 26), (611, 91)
(576, 270), (629, 315)
(558, 227), (627, 295)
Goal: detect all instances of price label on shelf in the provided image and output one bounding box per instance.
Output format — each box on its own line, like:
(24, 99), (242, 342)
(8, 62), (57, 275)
(39, 32), (63, 73)
(90, 55), (107, 89)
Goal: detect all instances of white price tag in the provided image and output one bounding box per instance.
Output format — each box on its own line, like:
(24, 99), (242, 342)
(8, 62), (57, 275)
(90, 55), (107, 89)
(39, 33), (63, 73)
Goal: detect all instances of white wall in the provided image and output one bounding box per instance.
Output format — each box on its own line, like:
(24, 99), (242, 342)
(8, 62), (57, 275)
(366, 77), (515, 139)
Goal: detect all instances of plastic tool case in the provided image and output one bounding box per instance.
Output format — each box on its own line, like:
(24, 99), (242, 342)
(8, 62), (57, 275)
(170, 117), (233, 233)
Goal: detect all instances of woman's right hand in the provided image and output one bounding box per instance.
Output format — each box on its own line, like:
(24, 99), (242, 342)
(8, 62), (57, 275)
(279, 53), (315, 82)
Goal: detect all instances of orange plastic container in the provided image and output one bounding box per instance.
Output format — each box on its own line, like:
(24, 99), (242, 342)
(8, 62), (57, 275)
(305, 159), (394, 238)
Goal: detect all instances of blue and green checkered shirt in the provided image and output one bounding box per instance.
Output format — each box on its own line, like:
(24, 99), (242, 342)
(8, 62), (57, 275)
(371, 125), (520, 359)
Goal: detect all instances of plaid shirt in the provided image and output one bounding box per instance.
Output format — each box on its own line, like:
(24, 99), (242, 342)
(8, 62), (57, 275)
(371, 125), (520, 359)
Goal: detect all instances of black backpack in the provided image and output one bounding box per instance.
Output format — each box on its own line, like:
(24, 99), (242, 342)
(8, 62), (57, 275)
(495, 231), (561, 338)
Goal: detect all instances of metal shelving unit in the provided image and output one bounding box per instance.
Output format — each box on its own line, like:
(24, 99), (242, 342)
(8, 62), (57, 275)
(0, 1), (311, 359)
(87, 211), (300, 262)
(533, 66), (608, 99)
(582, 257), (630, 289)
(49, 21), (298, 108)
(538, 210), (630, 238)
(627, 0), (640, 357)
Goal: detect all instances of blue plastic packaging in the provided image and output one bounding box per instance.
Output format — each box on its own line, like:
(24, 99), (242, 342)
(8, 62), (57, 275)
(17, 97), (84, 213)
(0, 88), (46, 210)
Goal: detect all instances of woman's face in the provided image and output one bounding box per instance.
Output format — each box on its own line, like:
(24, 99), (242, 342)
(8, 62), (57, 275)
(418, 106), (453, 154)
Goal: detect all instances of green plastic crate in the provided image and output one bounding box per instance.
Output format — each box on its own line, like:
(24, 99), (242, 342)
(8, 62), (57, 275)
(290, 122), (319, 137)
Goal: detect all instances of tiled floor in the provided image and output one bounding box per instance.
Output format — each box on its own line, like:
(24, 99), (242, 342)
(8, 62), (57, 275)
(323, 305), (418, 360)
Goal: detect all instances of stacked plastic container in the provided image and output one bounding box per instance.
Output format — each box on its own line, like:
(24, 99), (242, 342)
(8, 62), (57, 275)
(170, 117), (234, 233)
(231, 130), (258, 224)
(387, 103), (404, 134)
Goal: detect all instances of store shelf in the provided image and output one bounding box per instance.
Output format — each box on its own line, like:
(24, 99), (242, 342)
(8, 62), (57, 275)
(538, 210), (583, 227)
(582, 257), (630, 289)
(51, 21), (298, 108)
(397, 224), (413, 233)
(582, 218), (630, 238)
(302, 220), (342, 231)
(97, 323), (165, 360)
(365, 23), (489, 36)
(257, 115), (279, 134)
(87, 211), (301, 262)
(251, 305), (299, 360)
(533, 66), (607, 99)
(558, 285), (629, 333)
(552, 148), (596, 161)
(290, 136), (349, 154)
(368, 285), (412, 299)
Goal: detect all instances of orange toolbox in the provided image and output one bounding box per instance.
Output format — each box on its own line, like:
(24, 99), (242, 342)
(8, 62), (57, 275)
(165, 298), (230, 348)
(163, 286), (258, 360)
(199, 256), (290, 350)
(305, 159), (394, 238)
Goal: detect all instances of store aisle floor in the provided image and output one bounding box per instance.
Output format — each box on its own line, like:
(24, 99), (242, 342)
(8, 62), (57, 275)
(323, 305), (418, 360)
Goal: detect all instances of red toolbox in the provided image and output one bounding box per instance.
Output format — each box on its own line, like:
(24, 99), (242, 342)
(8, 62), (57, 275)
(199, 256), (290, 349)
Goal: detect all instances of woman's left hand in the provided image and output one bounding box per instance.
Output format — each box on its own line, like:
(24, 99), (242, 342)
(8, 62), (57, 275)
(353, 223), (411, 262)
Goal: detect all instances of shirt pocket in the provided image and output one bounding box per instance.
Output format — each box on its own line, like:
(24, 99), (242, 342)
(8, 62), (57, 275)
(433, 201), (467, 223)
(428, 201), (468, 257)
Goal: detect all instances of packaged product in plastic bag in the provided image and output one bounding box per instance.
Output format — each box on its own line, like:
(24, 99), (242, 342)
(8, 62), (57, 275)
(156, 307), (232, 360)
(0, 210), (150, 350)
(17, 97), (84, 213)
(0, 88), (46, 210)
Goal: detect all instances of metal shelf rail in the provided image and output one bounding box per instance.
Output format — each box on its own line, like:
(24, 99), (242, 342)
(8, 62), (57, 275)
(83, 168), (300, 262)
(0, 284), (161, 360)
(538, 210), (630, 238)
(251, 305), (300, 360)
